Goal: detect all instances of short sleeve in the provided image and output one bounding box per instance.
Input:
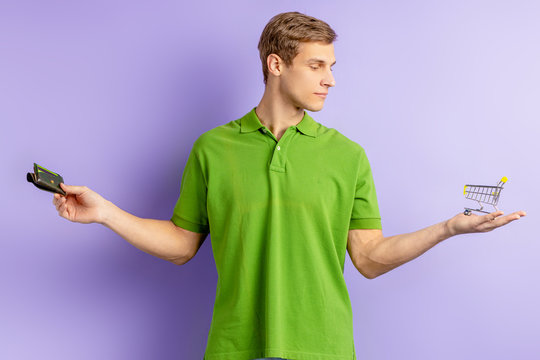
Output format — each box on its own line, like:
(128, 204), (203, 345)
(349, 147), (382, 230)
(170, 144), (210, 234)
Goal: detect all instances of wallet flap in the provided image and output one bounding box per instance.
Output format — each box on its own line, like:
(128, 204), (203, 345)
(28, 163), (67, 195)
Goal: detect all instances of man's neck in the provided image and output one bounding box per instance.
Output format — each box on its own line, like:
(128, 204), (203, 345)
(255, 86), (305, 141)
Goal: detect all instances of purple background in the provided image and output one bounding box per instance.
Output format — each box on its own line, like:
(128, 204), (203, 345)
(2, 1), (538, 359)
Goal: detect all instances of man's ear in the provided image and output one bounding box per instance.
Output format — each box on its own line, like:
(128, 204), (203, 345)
(267, 53), (284, 79)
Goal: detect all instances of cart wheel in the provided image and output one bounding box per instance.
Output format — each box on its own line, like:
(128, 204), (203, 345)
(464, 209), (471, 216)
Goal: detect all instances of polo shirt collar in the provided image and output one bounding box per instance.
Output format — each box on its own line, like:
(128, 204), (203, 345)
(240, 107), (318, 138)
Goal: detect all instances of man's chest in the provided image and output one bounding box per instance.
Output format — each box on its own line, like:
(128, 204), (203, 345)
(205, 139), (357, 215)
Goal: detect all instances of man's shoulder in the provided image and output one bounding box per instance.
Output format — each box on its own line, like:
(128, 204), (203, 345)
(191, 117), (242, 153)
(200, 120), (238, 138)
(317, 122), (366, 155)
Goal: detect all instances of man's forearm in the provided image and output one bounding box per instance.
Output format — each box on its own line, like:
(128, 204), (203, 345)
(367, 220), (453, 277)
(99, 200), (190, 265)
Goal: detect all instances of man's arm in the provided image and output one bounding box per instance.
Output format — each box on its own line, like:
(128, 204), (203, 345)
(100, 200), (208, 265)
(347, 210), (526, 279)
(53, 183), (208, 265)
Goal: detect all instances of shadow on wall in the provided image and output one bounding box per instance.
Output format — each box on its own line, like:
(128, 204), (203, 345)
(87, 47), (238, 358)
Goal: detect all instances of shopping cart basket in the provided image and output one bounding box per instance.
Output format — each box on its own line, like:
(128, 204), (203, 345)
(463, 177), (507, 215)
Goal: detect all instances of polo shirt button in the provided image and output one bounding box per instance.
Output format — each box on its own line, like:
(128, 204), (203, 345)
(277, 145), (281, 150)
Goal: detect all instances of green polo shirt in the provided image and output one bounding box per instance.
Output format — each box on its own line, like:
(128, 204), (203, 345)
(171, 107), (382, 360)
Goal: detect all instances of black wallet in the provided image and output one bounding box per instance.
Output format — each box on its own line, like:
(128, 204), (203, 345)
(27, 163), (67, 196)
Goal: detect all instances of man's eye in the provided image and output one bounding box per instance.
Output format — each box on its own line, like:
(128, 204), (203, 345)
(310, 66), (319, 70)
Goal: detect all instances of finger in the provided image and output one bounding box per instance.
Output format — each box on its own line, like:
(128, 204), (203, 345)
(493, 212), (523, 227)
(60, 183), (87, 195)
(506, 211), (525, 220)
(483, 211), (504, 223)
(58, 199), (66, 212)
(55, 196), (64, 209)
(53, 193), (62, 205)
(59, 202), (68, 217)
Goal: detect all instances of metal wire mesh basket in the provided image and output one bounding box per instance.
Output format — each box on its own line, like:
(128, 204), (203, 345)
(463, 177), (507, 215)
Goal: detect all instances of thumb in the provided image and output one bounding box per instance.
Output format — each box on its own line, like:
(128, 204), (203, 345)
(60, 183), (87, 195)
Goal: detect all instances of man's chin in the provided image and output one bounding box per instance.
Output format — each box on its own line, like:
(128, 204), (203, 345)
(304, 103), (325, 112)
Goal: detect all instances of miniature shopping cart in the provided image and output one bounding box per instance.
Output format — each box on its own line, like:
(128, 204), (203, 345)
(463, 177), (507, 215)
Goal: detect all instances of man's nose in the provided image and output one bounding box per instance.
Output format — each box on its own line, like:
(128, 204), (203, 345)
(323, 69), (336, 87)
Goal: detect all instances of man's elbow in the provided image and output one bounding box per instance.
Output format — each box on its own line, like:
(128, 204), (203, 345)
(355, 262), (379, 279)
(169, 252), (194, 266)
(360, 263), (395, 279)
(357, 260), (389, 279)
(361, 269), (380, 280)
(168, 223), (207, 266)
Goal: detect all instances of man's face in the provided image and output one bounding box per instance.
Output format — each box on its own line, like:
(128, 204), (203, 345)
(279, 41), (336, 112)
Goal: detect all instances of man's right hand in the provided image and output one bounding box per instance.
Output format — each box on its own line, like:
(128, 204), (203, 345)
(52, 183), (110, 224)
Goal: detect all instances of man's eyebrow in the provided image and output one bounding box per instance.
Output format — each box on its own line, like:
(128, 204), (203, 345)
(306, 58), (337, 66)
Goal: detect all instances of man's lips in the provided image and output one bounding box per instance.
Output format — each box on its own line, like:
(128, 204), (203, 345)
(314, 92), (328, 98)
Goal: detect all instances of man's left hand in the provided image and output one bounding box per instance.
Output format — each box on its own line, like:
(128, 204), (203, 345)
(446, 210), (527, 237)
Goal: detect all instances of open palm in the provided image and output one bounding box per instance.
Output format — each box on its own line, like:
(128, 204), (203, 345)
(447, 210), (526, 236)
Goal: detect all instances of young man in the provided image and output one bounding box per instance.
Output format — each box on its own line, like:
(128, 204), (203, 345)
(53, 11), (526, 360)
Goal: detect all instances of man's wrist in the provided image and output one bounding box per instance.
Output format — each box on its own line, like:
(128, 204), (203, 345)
(444, 214), (463, 237)
(444, 217), (458, 238)
(98, 199), (115, 226)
